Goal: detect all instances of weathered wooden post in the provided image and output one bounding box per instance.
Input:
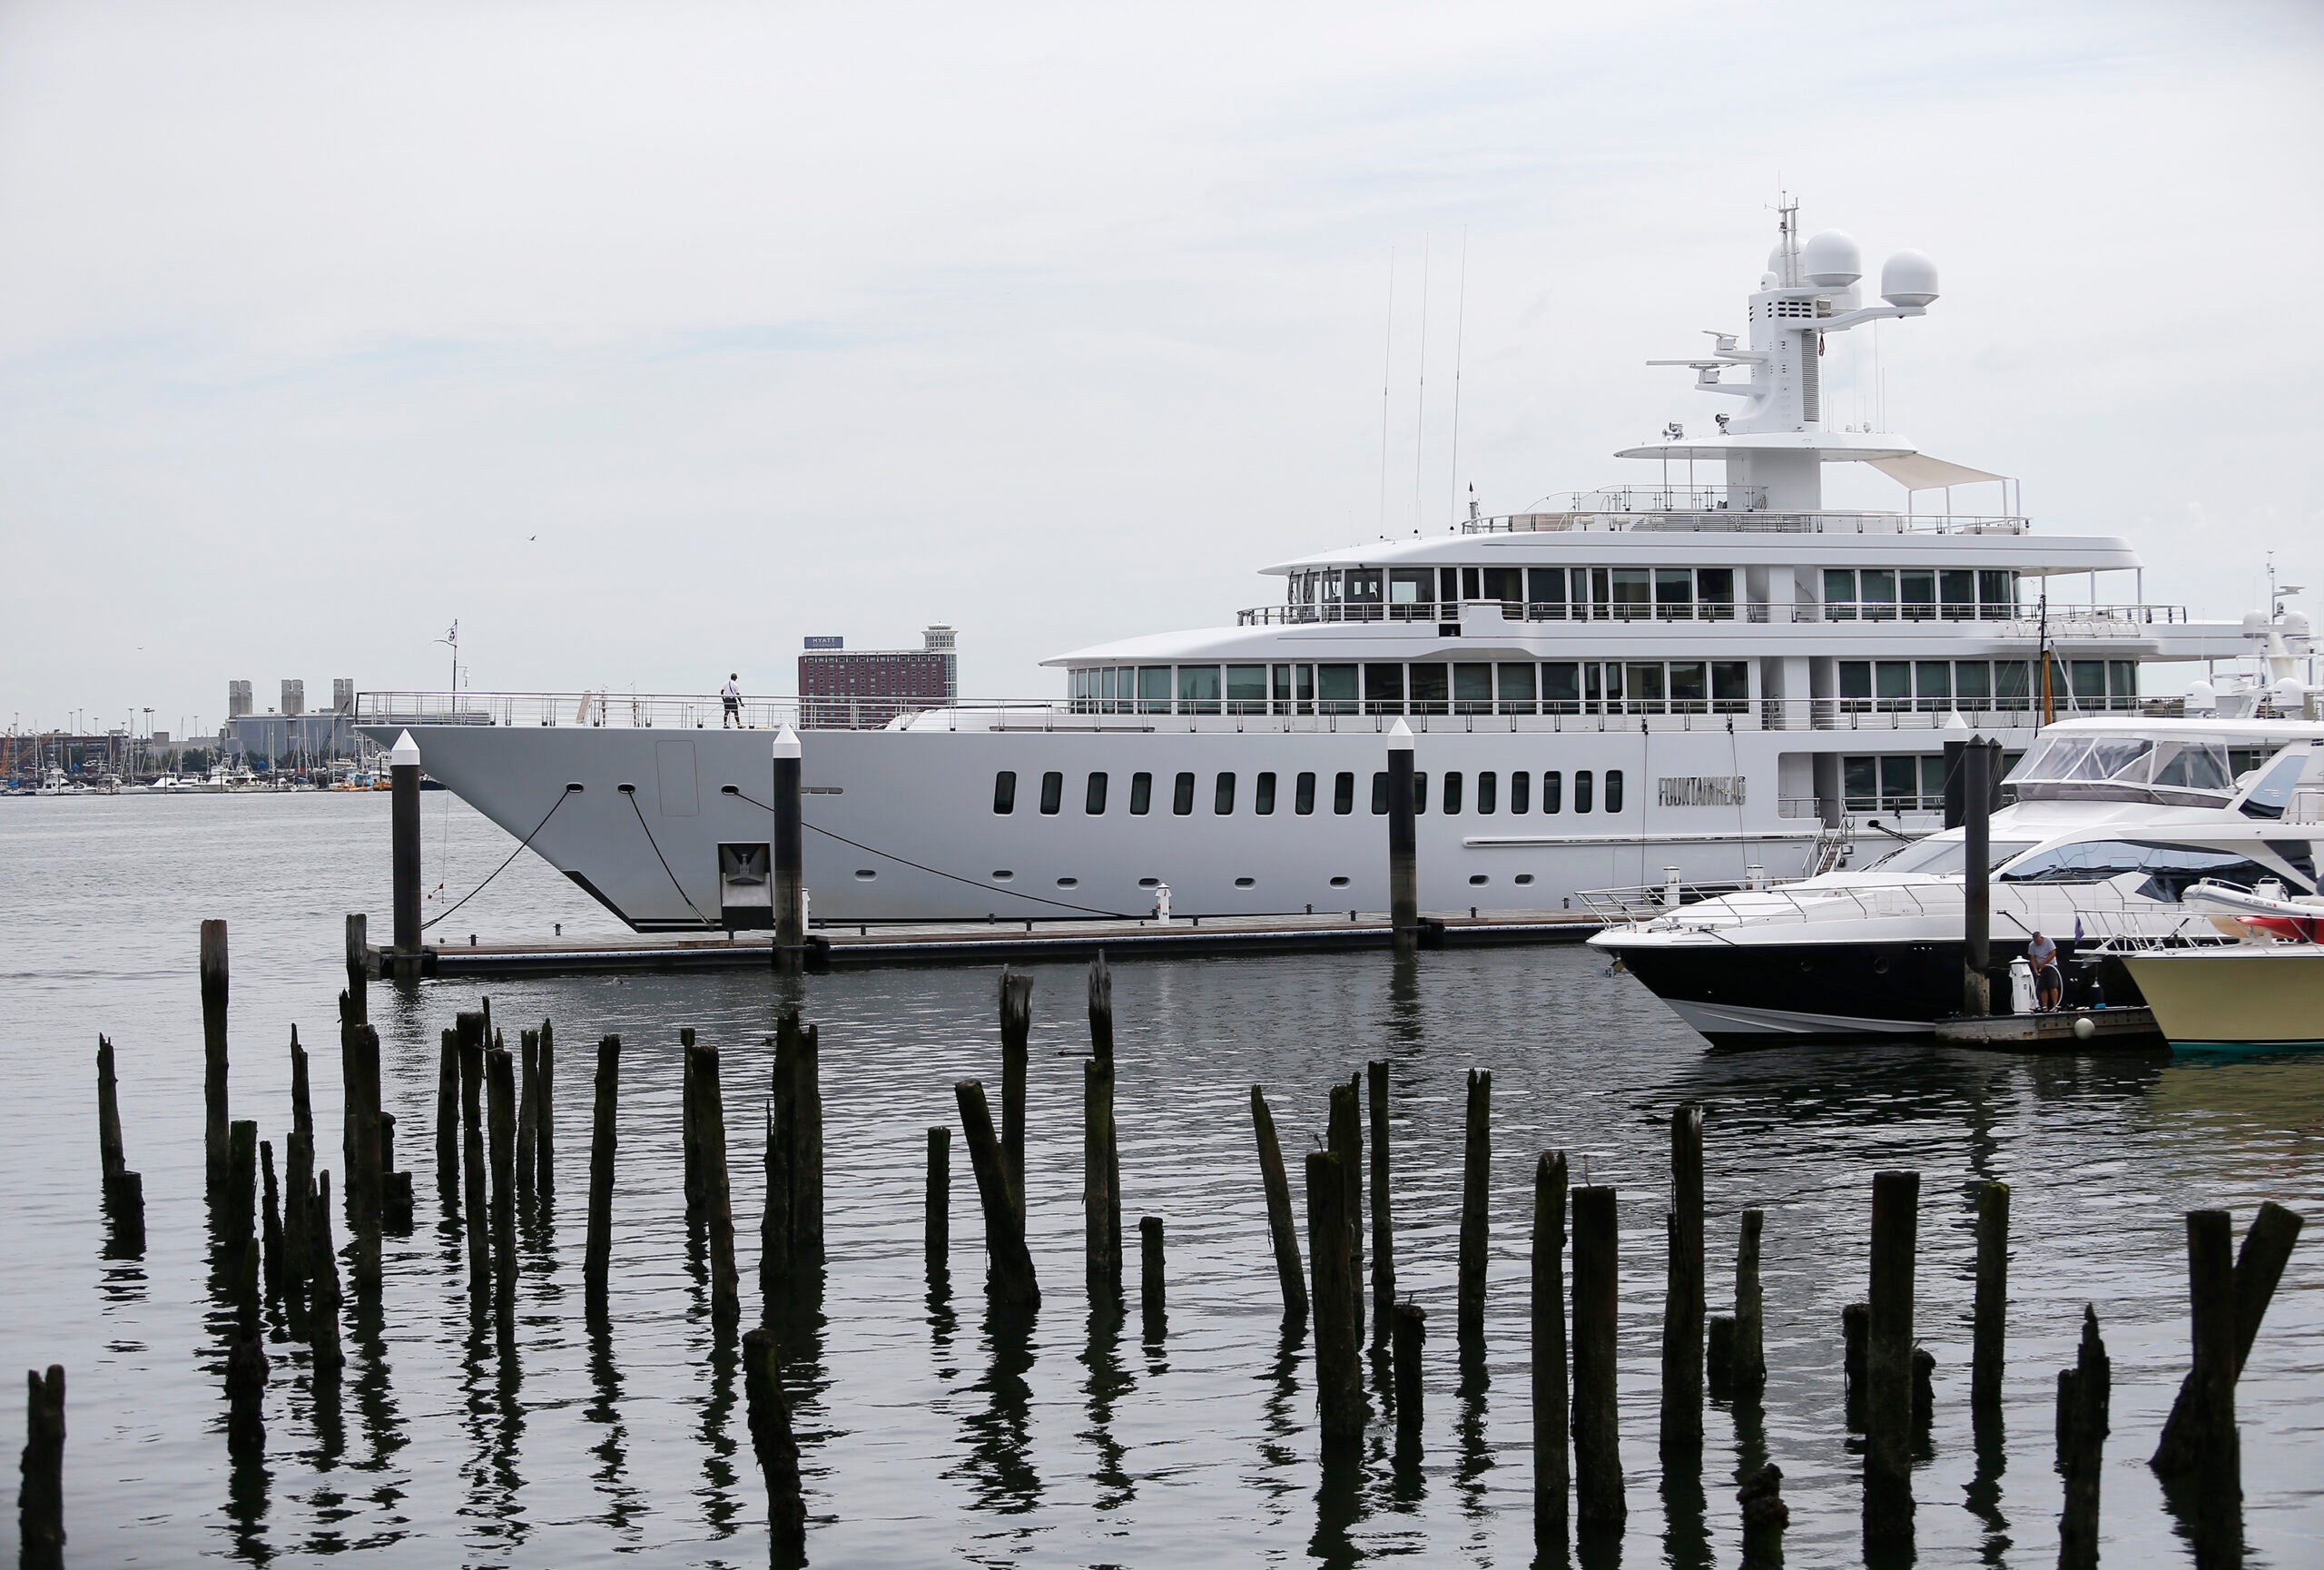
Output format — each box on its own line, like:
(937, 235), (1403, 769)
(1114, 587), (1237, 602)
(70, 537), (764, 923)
(1084, 1059), (1119, 1300)
(1865, 1170), (1919, 1535)
(460, 1034), (490, 1296)
(1458, 1069), (1492, 1348)
(436, 1026), (461, 1208)
(1661, 1101), (1705, 1450)
(95, 1034), (144, 1245)
(487, 1046), (517, 1316)
(2057, 1305), (2110, 1570)
(201, 919), (230, 1190)
(742, 1326), (808, 1565)
(771, 726), (804, 973)
(283, 1128), (314, 1332)
(1735, 1206), (1766, 1395)
(681, 1027), (703, 1220)
(1532, 1150), (1571, 1536)
(260, 1140), (285, 1301)
(1000, 969), (1033, 1229)
(1088, 955), (1121, 1272)
(925, 1125), (950, 1270)
(344, 1019), (384, 1296)
(1327, 1078), (1364, 1343)
(1843, 1301), (1868, 1430)
(226, 1118), (258, 1260)
(19, 1364), (65, 1570)
(1088, 950), (1115, 1063)
(1738, 1461), (1787, 1569)
(1139, 1216), (1167, 1338)
(2161, 1208), (2241, 1512)
(308, 1171), (345, 1378)
(690, 1041), (742, 1330)
(1973, 1180), (2009, 1414)
(381, 1113), (414, 1232)
(1386, 720), (1419, 944)
(1571, 1184), (1625, 1527)
(955, 1080), (1039, 1308)
(585, 1035), (620, 1311)
(343, 912), (368, 1021)
(517, 1028), (539, 1200)
(535, 1019), (555, 1202)
(1367, 1061), (1396, 1341)
(2154, 1199), (2303, 1471)
(1305, 1149), (1364, 1450)
(1250, 1087), (1307, 1320)
(1393, 1301), (1425, 1465)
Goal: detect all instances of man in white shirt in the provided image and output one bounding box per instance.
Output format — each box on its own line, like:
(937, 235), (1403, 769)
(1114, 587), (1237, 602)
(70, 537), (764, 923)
(722, 674), (742, 728)
(2025, 930), (2061, 1011)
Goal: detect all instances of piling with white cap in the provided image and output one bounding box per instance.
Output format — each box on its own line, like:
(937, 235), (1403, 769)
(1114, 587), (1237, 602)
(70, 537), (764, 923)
(389, 730), (423, 976)
(1386, 720), (1419, 943)
(771, 726), (804, 967)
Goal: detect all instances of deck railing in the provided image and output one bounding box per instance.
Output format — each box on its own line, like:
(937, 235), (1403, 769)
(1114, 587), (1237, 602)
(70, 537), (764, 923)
(1462, 508), (2031, 536)
(1239, 598), (2188, 631)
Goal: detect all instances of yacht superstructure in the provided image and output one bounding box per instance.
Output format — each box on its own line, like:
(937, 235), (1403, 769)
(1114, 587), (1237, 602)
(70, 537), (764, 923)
(358, 205), (2277, 933)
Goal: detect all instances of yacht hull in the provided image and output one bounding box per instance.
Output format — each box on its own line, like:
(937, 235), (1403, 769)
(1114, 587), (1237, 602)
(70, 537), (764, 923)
(2120, 945), (2324, 1049)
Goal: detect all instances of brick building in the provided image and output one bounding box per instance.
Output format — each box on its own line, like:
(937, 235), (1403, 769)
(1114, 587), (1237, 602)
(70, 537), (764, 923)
(797, 627), (958, 729)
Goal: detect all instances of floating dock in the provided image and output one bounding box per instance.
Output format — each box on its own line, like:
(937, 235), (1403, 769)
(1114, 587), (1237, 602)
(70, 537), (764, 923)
(1933, 1006), (2165, 1050)
(375, 910), (1606, 977)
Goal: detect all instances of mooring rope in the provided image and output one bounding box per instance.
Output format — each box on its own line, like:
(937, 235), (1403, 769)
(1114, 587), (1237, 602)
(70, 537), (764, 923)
(625, 787), (717, 926)
(422, 784), (577, 932)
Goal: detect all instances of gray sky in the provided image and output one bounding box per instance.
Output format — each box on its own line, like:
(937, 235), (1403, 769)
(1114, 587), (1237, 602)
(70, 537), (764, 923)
(3, 0), (2319, 736)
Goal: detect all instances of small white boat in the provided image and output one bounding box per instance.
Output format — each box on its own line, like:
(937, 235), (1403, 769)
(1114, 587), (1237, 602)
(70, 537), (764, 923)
(2118, 880), (2324, 1049)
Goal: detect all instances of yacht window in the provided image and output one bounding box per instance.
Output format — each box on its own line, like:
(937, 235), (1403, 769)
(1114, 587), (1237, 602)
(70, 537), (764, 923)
(1130, 772), (1152, 815)
(1843, 757), (1876, 810)
(1901, 570), (1937, 621)
(1389, 568), (1433, 612)
(1137, 666), (1172, 714)
(1860, 569), (1897, 620)
(1414, 772), (1430, 815)
(1590, 567), (1611, 618)
(1871, 660), (1908, 708)
(1039, 771), (1063, 815)
(1477, 771), (1497, 815)
(1510, 769), (1530, 813)
(1453, 664), (1492, 714)
(1610, 568), (1650, 620)
(1696, 568), (1736, 619)
(1542, 771), (1562, 814)
(1873, 835), (2039, 876)
(1173, 772), (1196, 815)
(1824, 568), (1858, 620)
(992, 771), (1018, 814)
(1529, 568), (1569, 619)
(1295, 772), (1317, 815)
(1955, 662), (1991, 706)
(1256, 772), (1276, 815)
(2111, 662), (2139, 702)
(1409, 664), (1449, 715)
(1574, 769), (1594, 813)
(1320, 572), (1343, 605)
(2072, 738), (2153, 783)
(1215, 773), (1236, 815)
(1443, 771), (1464, 815)
(1296, 665), (1316, 706)
(1839, 661), (1872, 705)
(2000, 839), (2299, 900)
(1915, 661), (1951, 706)
(1606, 769), (1624, 814)
(1941, 569), (1975, 620)
(2240, 753), (2308, 820)
(1461, 567), (1482, 600)
(1440, 567), (1460, 605)
(1482, 567), (1523, 606)
(1344, 569), (1384, 609)
(1712, 661), (1750, 712)
(1226, 666), (1268, 713)
(1365, 664), (1406, 715)
(2152, 742), (2232, 793)
(1881, 756), (1920, 811)
(1372, 772), (1388, 815)
(1085, 772), (1108, 815)
(1334, 771), (1354, 815)
(1179, 666), (1223, 714)
(1498, 663), (1537, 714)
(1994, 661), (2033, 706)
(1978, 570), (2015, 618)
(1541, 663), (1581, 712)
(1655, 568), (1694, 619)
(1669, 662), (1707, 711)
(1318, 664), (1359, 715)
(1625, 663), (1666, 713)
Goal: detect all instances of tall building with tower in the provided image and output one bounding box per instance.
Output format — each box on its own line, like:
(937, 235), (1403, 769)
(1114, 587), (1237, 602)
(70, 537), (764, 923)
(796, 627), (959, 729)
(228, 680), (253, 719)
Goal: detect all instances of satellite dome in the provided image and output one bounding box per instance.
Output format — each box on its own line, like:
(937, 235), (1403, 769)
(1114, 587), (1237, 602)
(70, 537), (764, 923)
(2271, 677), (2307, 714)
(1802, 230), (1861, 287)
(2185, 678), (2217, 713)
(2242, 609), (2270, 636)
(2282, 609), (2312, 642)
(1880, 250), (1939, 307)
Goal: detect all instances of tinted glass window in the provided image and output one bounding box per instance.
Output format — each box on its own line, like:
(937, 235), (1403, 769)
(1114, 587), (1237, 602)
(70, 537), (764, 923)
(1542, 771), (1561, 814)
(1414, 772), (1428, 815)
(1129, 772), (1151, 815)
(1085, 772), (1108, 815)
(1605, 769), (1624, 814)
(1039, 771), (1063, 815)
(1443, 771), (1464, 815)
(1477, 771), (1497, 815)
(1256, 772), (1276, 815)
(1295, 771), (1316, 815)
(1372, 772), (1388, 815)
(1334, 771), (1354, 815)
(1172, 772), (1195, 815)
(1510, 769), (1530, 814)
(1999, 838), (2291, 900)
(2240, 754), (2307, 820)
(1214, 773), (1236, 815)
(1575, 770), (1594, 814)
(992, 771), (1017, 814)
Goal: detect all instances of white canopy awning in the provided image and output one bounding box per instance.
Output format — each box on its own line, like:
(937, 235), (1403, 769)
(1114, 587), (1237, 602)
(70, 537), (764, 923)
(1866, 453), (2009, 490)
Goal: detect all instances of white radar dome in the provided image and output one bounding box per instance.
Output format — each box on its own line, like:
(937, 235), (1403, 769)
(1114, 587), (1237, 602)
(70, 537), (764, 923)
(2242, 609), (2270, 636)
(2185, 678), (2217, 713)
(1880, 250), (1939, 308)
(1802, 230), (1862, 287)
(2282, 610), (2312, 642)
(2272, 677), (2308, 714)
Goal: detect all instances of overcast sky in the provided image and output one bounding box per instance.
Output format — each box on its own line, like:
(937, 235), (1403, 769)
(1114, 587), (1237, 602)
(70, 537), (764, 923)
(3, 0), (2319, 737)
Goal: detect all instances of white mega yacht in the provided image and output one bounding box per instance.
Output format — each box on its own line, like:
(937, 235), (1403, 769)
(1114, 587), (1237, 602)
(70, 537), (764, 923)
(359, 205), (2271, 932)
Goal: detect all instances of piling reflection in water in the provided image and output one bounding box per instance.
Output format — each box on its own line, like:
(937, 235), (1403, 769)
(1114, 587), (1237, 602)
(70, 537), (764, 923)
(957, 1302), (1040, 1514)
(1078, 1296), (1136, 1510)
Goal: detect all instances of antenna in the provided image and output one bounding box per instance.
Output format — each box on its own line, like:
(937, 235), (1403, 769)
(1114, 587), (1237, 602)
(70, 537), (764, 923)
(1378, 250), (1395, 538)
(1413, 234), (1430, 537)
(1446, 230), (1467, 532)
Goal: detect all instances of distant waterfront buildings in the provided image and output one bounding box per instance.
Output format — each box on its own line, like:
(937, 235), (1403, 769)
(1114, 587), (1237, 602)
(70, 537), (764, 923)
(797, 627), (959, 729)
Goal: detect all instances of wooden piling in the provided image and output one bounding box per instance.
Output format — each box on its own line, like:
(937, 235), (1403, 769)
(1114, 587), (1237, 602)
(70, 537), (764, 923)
(1139, 1216), (1166, 1337)
(1000, 969), (1033, 1229)
(436, 1026), (460, 1207)
(1084, 1059), (1119, 1300)
(1250, 1087), (1307, 1320)
(1842, 1302), (1868, 1431)
(344, 913), (368, 1020)
(691, 1042), (742, 1330)
(925, 1126), (950, 1269)
(283, 1129), (314, 1325)
(585, 1036), (621, 1310)
(1865, 1170), (1920, 1532)
(1305, 1149), (1364, 1450)
(1708, 1315), (1737, 1398)
(225, 1337), (268, 1458)
(487, 1046), (518, 1314)
(2162, 1208), (2242, 1508)
(460, 1036), (489, 1295)
(345, 1020), (385, 1296)
(517, 1028), (539, 1200)
(1571, 1184), (1625, 1526)
(201, 919), (230, 1190)
(1531, 1150), (1571, 1535)
(681, 1027), (703, 1220)
(1738, 1461), (1787, 1569)
(290, 1025), (313, 1146)
(1088, 950), (1115, 1066)
(742, 1326), (808, 1565)
(1735, 1206), (1766, 1395)
(1086, 954), (1121, 1278)
(956, 1079), (1039, 1308)
(763, 1012), (826, 1269)
(1458, 1069), (1491, 1348)
(2057, 1305), (2110, 1570)
(260, 1140), (284, 1301)
(1366, 1061), (1395, 1342)
(309, 1171), (345, 1377)
(2154, 1199), (2304, 1472)
(1972, 1180), (2008, 1414)
(226, 1119), (258, 1257)
(95, 1034), (144, 1242)
(1327, 1077), (1364, 1343)
(19, 1364), (65, 1570)
(1660, 1101), (1705, 1451)
(381, 1113), (414, 1231)
(536, 1019), (556, 1202)
(1393, 1301), (1425, 1464)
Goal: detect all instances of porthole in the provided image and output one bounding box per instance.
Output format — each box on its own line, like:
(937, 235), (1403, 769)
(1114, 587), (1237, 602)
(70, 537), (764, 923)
(1468, 874), (1489, 885)
(1514, 874), (1536, 885)
(1235, 876), (1256, 888)
(1058, 877), (1079, 888)
(1872, 954), (1890, 974)
(854, 869), (877, 881)
(1329, 875), (1351, 888)
(1137, 876), (1161, 888)
(992, 870), (1015, 882)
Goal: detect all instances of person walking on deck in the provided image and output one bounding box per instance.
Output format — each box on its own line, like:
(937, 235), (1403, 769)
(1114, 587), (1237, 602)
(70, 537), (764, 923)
(722, 674), (743, 728)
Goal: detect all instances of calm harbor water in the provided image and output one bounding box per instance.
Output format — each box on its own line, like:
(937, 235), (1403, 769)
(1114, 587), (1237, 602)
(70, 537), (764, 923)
(2, 792), (2319, 1567)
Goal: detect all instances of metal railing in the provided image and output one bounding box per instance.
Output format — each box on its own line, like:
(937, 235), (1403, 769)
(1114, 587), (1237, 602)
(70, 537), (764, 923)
(1805, 602), (2189, 628)
(1462, 509), (2030, 537)
(1242, 598), (2184, 634)
(1239, 598), (1761, 627)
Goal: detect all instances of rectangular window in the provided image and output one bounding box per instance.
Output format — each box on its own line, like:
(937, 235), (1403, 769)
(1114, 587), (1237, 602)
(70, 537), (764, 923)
(1039, 771), (1063, 815)
(1919, 755), (1947, 804)
(1364, 663), (1405, 715)
(1226, 665), (1268, 714)
(1839, 660), (1872, 705)
(1443, 770), (1464, 815)
(1844, 756), (1877, 810)
(1178, 665), (1222, 714)
(1214, 773), (1236, 815)
(1528, 567), (1568, 619)
(1173, 771), (1196, 815)
(1296, 772), (1316, 815)
(1334, 771), (1354, 815)
(1994, 661), (2032, 705)
(1655, 568), (1695, 619)
(1626, 662), (1667, 713)
(1344, 569), (1384, 609)
(1414, 771), (1429, 815)
(1915, 660), (1952, 706)
(1271, 664), (1293, 706)
(1453, 663), (1493, 714)
(2110, 661), (2139, 703)
(1901, 569), (1937, 621)
(1610, 567), (1651, 620)
(1712, 661), (1749, 712)
(1497, 662), (1537, 715)
(1541, 663), (1581, 711)
(1130, 772), (1152, 815)
(1954, 661), (1990, 706)
(1389, 567), (1432, 614)
(992, 771), (1018, 814)
(1941, 569), (1975, 620)
(1085, 772), (1108, 815)
(1860, 568), (1897, 621)
(1482, 567), (1523, 607)
(1408, 664), (1449, 715)
(1574, 769), (1594, 814)
(1256, 771), (1276, 815)
(1137, 666), (1172, 714)
(1476, 771), (1497, 815)
(1605, 769), (1624, 814)
(1823, 568), (1858, 620)
(1880, 755), (1918, 811)
(1978, 569), (2014, 619)
(1461, 567), (1482, 600)
(1510, 769), (1530, 814)
(1541, 771), (1562, 814)
(1318, 663), (1359, 715)
(1876, 660), (1912, 708)
(1696, 567), (1736, 619)
(1668, 661), (1707, 711)
(1590, 567), (1611, 618)
(1296, 665), (1315, 707)
(2071, 660), (2107, 701)
(1371, 771), (1388, 815)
